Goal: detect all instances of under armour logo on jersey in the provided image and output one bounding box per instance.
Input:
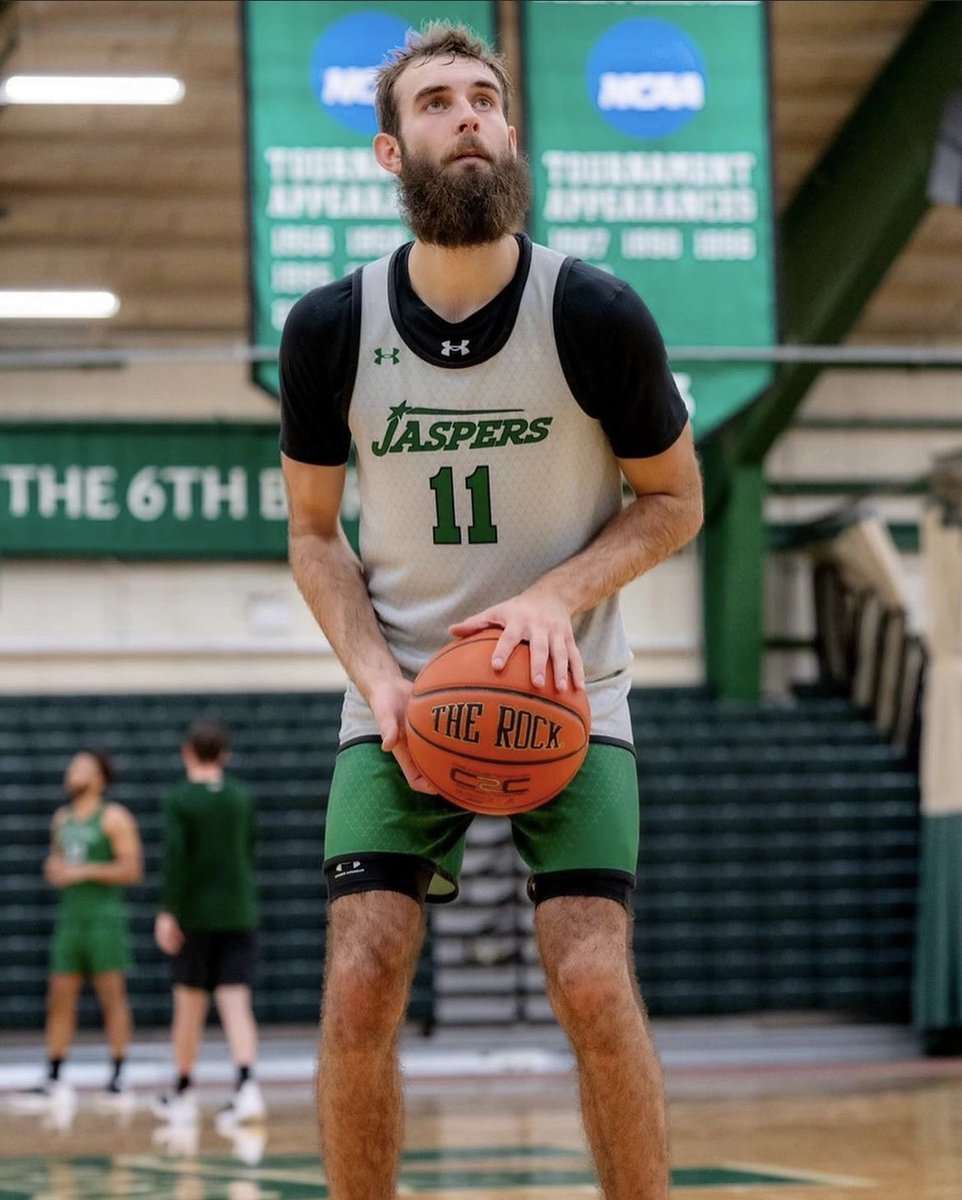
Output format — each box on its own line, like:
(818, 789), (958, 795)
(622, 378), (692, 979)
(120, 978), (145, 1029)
(374, 347), (400, 364)
(440, 339), (470, 357)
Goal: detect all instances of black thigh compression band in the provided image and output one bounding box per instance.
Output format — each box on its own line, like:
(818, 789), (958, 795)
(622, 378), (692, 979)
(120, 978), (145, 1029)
(324, 853), (433, 904)
(526, 868), (636, 909)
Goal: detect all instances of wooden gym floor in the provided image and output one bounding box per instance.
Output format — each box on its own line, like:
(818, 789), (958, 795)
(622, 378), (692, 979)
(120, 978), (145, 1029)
(1, 1023), (959, 1198)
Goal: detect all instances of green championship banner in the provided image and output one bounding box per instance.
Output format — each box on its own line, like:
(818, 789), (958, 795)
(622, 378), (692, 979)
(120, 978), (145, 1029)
(0, 423), (355, 558)
(524, 1), (776, 439)
(244, 0), (497, 397)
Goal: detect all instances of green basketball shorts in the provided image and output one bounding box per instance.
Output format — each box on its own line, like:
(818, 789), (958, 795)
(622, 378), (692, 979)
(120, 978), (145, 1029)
(49, 915), (132, 976)
(324, 739), (639, 906)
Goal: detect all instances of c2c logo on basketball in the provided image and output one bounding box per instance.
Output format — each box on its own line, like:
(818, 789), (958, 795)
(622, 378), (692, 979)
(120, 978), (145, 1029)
(586, 17), (707, 140)
(308, 10), (410, 135)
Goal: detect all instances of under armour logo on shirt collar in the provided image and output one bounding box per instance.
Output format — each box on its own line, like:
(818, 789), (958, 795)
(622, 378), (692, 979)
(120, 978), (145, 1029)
(440, 339), (470, 357)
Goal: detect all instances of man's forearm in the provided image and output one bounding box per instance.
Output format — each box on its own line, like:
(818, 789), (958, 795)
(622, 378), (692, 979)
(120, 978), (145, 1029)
(533, 487), (703, 617)
(81, 861), (140, 885)
(289, 528), (402, 700)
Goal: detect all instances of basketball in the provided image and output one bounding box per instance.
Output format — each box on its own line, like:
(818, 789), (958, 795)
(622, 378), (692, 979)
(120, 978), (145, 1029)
(405, 630), (591, 815)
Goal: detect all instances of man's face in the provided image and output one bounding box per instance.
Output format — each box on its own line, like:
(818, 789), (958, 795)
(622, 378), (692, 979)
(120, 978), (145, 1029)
(64, 753), (102, 798)
(376, 55), (530, 247)
(392, 54), (514, 170)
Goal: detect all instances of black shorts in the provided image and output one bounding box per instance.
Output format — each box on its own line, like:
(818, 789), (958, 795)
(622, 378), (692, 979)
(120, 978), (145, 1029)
(170, 930), (257, 992)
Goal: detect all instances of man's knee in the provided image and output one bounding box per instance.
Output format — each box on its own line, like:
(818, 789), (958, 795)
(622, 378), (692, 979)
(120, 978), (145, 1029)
(49, 974), (81, 1004)
(322, 890), (424, 1042)
(323, 933), (417, 1046)
(544, 948), (631, 1035)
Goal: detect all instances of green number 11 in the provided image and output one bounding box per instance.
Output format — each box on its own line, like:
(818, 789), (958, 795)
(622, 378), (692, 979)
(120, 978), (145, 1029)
(429, 465), (498, 545)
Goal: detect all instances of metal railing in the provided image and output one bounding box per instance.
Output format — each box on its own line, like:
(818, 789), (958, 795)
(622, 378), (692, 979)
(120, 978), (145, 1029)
(812, 558), (925, 767)
(2, 343), (962, 371)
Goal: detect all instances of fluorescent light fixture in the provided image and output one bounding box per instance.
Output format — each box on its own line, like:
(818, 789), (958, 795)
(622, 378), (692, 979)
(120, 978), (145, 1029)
(0, 75), (185, 105)
(0, 291), (120, 319)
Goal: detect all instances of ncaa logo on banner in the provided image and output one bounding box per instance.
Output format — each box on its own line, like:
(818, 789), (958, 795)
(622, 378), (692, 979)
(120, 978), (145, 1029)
(309, 10), (410, 135)
(586, 18), (707, 140)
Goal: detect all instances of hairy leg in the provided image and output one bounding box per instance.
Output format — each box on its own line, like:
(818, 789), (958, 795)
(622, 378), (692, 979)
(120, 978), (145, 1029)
(46, 973), (83, 1060)
(214, 984), (258, 1068)
(536, 896), (669, 1200)
(92, 971), (132, 1059)
(318, 890), (425, 1200)
(172, 985), (210, 1078)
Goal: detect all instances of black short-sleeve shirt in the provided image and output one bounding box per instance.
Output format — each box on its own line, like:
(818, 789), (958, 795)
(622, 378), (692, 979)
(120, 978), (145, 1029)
(279, 235), (688, 467)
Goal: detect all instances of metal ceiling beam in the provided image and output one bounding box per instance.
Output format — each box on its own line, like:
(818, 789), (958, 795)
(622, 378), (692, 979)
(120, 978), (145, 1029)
(703, 0), (962, 700)
(740, 0), (962, 465)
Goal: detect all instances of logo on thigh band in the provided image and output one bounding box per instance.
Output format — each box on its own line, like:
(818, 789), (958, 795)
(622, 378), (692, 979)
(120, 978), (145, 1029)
(324, 853), (431, 904)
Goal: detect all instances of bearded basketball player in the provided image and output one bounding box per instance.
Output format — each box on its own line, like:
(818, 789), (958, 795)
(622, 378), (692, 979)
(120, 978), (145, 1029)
(279, 22), (703, 1200)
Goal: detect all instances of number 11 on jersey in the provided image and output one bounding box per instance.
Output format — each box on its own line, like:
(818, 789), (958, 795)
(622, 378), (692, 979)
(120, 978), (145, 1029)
(429, 465), (498, 545)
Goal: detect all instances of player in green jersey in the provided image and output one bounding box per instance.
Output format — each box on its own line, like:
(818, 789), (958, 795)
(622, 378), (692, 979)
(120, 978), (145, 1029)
(13, 748), (142, 1110)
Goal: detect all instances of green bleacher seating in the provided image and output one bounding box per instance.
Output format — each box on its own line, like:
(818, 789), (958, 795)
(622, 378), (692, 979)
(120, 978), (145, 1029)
(630, 690), (918, 1019)
(0, 687), (918, 1031)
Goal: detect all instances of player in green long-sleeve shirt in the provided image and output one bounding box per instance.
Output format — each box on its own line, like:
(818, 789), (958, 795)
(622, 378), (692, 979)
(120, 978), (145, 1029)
(161, 766), (258, 932)
(152, 719), (265, 1125)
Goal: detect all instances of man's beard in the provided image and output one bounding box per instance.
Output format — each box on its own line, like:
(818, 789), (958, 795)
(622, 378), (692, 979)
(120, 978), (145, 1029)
(396, 139), (531, 247)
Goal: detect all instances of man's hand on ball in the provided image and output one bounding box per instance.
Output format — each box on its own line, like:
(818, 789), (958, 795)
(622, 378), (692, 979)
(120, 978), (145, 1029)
(450, 590), (584, 692)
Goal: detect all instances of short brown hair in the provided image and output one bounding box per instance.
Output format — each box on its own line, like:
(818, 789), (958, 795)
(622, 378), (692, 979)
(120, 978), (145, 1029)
(185, 719), (230, 763)
(374, 21), (511, 139)
(77, 747), (115, 787)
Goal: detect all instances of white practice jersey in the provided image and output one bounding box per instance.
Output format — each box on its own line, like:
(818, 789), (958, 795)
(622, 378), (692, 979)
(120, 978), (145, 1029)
(338, 244), (634, 745)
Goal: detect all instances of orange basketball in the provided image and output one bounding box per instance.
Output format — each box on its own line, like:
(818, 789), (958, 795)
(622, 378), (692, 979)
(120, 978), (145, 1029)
(405, 630), (591, 815)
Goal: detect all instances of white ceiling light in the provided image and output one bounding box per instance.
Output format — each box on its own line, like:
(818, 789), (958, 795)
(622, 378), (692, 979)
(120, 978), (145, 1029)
(0, 291), (120, 319)
(0, 75), (185, 105)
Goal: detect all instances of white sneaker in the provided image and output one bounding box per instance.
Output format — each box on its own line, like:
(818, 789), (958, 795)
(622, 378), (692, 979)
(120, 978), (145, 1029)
(150, 1088), (198, 1123)
(219, 1079), (266, 1124)
(8, 1080), (75, 1113)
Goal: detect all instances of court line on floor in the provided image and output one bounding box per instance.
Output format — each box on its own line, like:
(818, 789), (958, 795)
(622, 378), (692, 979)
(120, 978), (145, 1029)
(720, 1161), (874, 1188)
(117, 1154), (328, 1187)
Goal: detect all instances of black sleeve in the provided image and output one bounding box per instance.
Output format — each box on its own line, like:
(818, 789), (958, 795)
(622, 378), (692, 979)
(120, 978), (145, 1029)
(278, 273), (360, 467)
(554, 259), (689, 459)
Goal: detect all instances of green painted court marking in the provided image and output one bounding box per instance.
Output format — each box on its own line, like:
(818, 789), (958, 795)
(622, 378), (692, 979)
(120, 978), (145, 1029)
(404, 1146), (581, 1162)
(674, 1167), (828, 1186)
(200, 1147), (583, 1167)
(0, 1150), (852, 1196)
